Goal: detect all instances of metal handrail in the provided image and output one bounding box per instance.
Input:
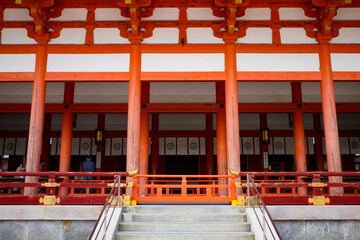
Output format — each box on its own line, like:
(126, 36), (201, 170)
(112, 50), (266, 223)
(88, 173), (122, 240)
(246, 172), (282, 240)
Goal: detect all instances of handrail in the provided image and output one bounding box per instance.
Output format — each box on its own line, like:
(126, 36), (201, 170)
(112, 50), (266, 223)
(246, 172), (282, 240)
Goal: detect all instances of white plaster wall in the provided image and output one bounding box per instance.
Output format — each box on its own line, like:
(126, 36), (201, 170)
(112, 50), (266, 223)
(51, 114), (62, 131)
(1, 29), (37, 45)
(187, 8), (222, 21)
(331, 28), (360, 44)
(0, 54), (35, 72)
(238, 8), (271, 20)
(0, 114), (30, 131)
(49, 9), (87, 21)
(0, 83), (33, 103)
(105, 114), (128, 131)
(239, 114), (260, 130)
(238, 82), (292, 103)
(46, 83), (65, 103)
(267, 113), (293, 130)
(337, 113), (360, 130)
(331, 54), (360, 71)
(3, 9), (32, 21)
(143, 28), (179, 44)
(150, 82), (216, 103)
(279, 8), (314, 20)
(95, 8), (128, 21)
(334, 8), (360, 20)
(74, 82), (129, 103)
(159, 114), (206, 130)
(49, 29), (86, 44)
(144, 8), (179, 20)
(187, 28), (224, 44)
(237, 54), (319, 71)
(47, 54), (130, 72)
(280, 28), (317, 44)
(238, 28), (272, 44)
(142, 54), (224, 72)
(94, 28), (130, 44)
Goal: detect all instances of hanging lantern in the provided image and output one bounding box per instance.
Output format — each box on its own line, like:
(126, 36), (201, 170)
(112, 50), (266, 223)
(95, 129), (104, 145)
(261, 128), (270, 145)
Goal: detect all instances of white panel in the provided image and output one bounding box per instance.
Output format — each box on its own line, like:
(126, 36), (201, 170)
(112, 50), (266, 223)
(177, 138), (187, 155)
(213, 137), (217, 155)
(1, 29), (37, 45)
(95, 8), (128, 21)
(187, 8), (222, 20)
(94, 28), (130, 44)
(91, 138), (97, 155)
(150, 82), (216, 103)
(322, 137), (326, 155)
(50, 138), (57, 156)
(331, 54), (360, 71)
(187, 28), (224, 44)
(279, 8), (314, 20)
(200, 137), (206, 155)
(339, 137), (350, 154)
(188, 137), (200, 156)
(143, 28), (179, 44)
(267, 113), (293, 130)
(254, 137), (260, 155)
(71, 138), (80, 156)
(57, 137), (61, 155)
(105, 138), (111, 156)
(4, 138), (16, 155)
(0, 54), (36, 72)
(238, 28), (272, 44)
(0, 83), (33, 103)
(334, 82), (360, 103)
(111, 138), (122, 156)
(15, 138), (27, 155)
(145, 8), (179, 20)
(280, 28), (317, 44)
(238, 8), (271, 20)
(105, 114), (128, 130)
(242, 137), (254, 155)
(333, 8), (360, 20)
(4, 9), (33, 21)
(269, 137), (274, 155)
(80, 138), (91, 156)
(238, 82), (292, 103)
(159, 138), (164, 155)
(285, 137), (294, 155)
(159, 114), (206, 130)
(46, 83), (65, 104)
(0, 138), (4, 156)
(307, 137), (315, 155)
(49, 29), (86, 44)
(302, 83), (321, 103)
(273, 137), (285, 155)
(123, 138), (127, 155)
(350, 137), (360, 154)
(239, 114), (260, 130)
(142, 54), (224, 72)
(50, 9), (87, 21)
(331, 28), (360, 44)
(237, 54), (319, 71)
(73, 114), (97, 131)
(47, 54), (130, 72)
(74, 83), (129, 103)
(165, 138), (176, 156)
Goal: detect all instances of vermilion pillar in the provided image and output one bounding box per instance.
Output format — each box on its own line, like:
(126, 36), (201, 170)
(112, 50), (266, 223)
(224, 41), (241, 175)
(126, 42), (142, 176)
(291, 82), (307, 196)
(139, 82), (149, 196)
(24, 44), (48, 196)
(205, 114), (214, 175)
(216, 83), (227, 196)
(58, 83), (75, 196)
(319, 44), (343, 196)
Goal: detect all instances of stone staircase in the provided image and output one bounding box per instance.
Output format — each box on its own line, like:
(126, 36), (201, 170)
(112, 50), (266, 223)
(115, 205), (254, 240)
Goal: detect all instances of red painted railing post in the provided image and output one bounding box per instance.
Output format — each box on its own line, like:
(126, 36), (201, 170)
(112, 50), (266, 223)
(230, 175), (236, 199)
(181, 176), (187, 197)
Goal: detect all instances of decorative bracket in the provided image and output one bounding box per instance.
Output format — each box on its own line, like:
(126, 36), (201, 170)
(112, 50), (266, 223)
(39, 195), (60, 205)
(308, 196), (330, 205)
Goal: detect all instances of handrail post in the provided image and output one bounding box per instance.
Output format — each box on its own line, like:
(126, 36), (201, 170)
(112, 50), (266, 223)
(230, 175), (236, 200)
(247, 173), (250, 206)
(181, 176), (187, 197)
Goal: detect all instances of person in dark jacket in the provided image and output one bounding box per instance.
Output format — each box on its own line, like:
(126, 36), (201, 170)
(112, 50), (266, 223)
(82, 155), (95, 193)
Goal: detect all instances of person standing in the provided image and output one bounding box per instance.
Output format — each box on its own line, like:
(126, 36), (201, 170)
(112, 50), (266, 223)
(82, 155), (95, 193)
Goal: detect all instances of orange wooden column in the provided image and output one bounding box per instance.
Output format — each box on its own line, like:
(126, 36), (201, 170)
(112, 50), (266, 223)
(58, 82), (75, 196)
(150, 114), (159, 174)
(216, 82), (228, 196)
(291, 82), (307, 196)
(319, 44), (343, 196)
(126, 42), (142, 176)
(24, 44), (48, 196)
(205, 113), (214, 174)
(224, 41), (241, 175)
(139, 82), (150, 196)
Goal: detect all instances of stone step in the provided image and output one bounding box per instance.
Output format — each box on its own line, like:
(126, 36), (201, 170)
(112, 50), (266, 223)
(122, 212), (247, 223)
(123, 205), (246, 214)
(115, 231), (254, 240)
(119, 222), (251, 232)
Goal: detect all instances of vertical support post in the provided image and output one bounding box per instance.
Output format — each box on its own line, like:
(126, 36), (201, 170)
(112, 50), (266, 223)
(291, 82), (307, 196)
(216, 82), (228, 196)
(205, 113), (214, 175)
(139, 82), (149, 196)
(126, 41), (142, 196)
(313, 113), (324, 171)
(24, 44), (48, 196)
(224, 41), (241, 175)
(150, 114), (159, 174)
(42, 114), (52, 171)
(319, 44), (343, 196)
(58, 82), (75, 196)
